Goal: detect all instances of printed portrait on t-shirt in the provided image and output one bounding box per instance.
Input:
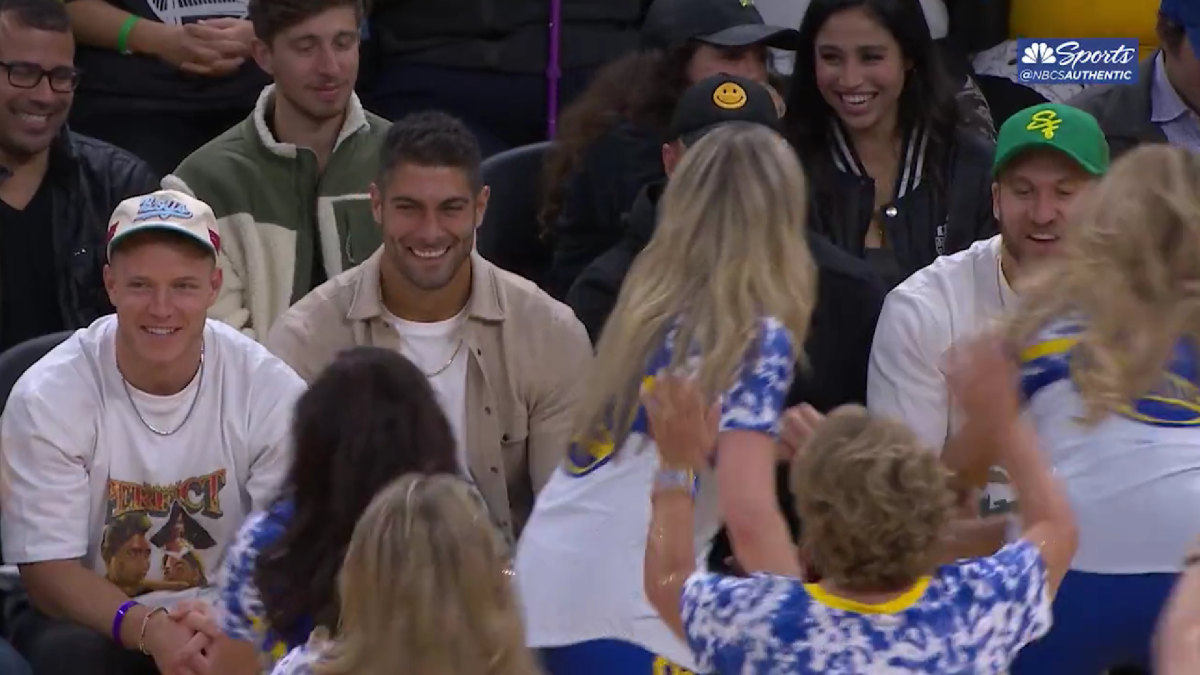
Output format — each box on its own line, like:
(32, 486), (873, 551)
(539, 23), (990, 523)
(102, 469), (227, 596)
(150, 503), (218, 587)
(100, 512), (153, 596)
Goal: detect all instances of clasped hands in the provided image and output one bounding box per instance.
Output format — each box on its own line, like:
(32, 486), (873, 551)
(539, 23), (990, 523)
(158, 18), (255, 78)
(142, 599), (224, 675)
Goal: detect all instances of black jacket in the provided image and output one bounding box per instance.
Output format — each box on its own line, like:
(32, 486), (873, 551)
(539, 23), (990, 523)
(1068, 55), (1165, 161)
(372, 0), (648, 73)
(545, 120), (665, 299)
(0, 131), (160, 339)
(805, 125), (998, 288)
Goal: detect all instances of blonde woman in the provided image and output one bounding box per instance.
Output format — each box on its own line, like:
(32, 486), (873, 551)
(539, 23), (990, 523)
(996, 144), (1200, 674)
(515, 122), (817, 674)
(268, 474), (538, 675)
(642, 340), (1076, 673)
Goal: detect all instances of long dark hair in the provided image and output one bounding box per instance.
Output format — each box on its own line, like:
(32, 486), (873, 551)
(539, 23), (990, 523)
(254, 346), (460, 643)
(539, 42), (699, 232)
(784, 0), (960, 190)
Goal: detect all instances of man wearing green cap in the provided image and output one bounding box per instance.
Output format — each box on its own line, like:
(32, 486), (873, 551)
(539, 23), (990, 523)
(867, 103), (1109, 548)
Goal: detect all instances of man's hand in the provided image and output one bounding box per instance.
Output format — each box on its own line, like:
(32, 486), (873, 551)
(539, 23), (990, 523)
(195, 18), (255, 56)
(147, 21), (246, 77)
(142, 607), (214, 675)
(170, 599), (223, 642)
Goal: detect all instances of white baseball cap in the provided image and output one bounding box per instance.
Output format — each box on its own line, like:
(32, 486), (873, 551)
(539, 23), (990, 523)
(106, 190), (221, 260)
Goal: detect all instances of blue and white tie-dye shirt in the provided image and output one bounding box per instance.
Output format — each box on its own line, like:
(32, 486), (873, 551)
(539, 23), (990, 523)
(681, 540), (1052, 675)
(216, 499), (312, 670)
(516, 316), (796, 667)
(268, 640), (325, 675)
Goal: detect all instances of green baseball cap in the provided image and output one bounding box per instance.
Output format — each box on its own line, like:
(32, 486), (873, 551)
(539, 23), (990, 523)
(992, 103), (1110, 177)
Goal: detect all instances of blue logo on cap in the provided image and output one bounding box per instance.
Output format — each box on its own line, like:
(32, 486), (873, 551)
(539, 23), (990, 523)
(134, 196), (192, 222)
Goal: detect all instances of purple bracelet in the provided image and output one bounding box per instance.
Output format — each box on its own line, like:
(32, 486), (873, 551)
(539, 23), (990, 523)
(112, 600), (139, 644)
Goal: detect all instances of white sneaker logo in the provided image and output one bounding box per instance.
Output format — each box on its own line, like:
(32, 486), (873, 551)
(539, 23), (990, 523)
(1021, 42), (1057, 64)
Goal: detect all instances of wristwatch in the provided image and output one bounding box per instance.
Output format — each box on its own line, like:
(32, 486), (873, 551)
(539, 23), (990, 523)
(653, 467), (697, 497)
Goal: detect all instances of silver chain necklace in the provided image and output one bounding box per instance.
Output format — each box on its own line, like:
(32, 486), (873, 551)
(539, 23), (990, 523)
(122, 342), (205, 437)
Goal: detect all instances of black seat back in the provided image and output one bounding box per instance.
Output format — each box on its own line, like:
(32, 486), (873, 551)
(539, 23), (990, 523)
(477, 141), (553, 288)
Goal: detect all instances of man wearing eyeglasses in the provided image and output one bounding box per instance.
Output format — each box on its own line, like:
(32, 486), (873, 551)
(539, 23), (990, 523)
(0, 0), (158, 353)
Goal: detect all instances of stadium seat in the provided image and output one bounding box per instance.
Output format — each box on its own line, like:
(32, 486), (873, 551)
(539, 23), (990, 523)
(0, 331), (73, 414)
(0, 330), (74, 568)
(478, 141), (553, 288)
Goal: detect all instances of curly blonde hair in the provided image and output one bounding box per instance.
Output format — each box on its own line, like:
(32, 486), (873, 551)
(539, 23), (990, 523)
(313, 474), (538, 675)
(1008, 144), (1200, 425)
(790, 406), (955, 592)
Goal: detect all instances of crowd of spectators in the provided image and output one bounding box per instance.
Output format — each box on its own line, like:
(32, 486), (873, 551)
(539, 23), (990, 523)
(1, 0), (1200, 672)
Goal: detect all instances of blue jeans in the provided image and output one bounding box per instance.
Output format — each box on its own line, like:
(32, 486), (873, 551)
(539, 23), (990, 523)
(540, 639), (700, 675)
(0, 637), (31, 675)
(1011, 570), (1177, 673)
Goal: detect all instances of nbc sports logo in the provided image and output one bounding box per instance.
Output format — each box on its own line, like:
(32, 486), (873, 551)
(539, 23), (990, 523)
(1021, 42), (1056, 65)
(1015, 38), (1138, 84)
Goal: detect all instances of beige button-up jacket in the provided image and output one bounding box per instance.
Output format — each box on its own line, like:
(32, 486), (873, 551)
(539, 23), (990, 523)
(265, 249), (592, 540)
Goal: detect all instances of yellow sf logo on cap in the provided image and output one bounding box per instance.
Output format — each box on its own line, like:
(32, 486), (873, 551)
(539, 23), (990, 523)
(713, 82), (748, 110)
(739, 0), (753, 6)
(1026, 109), (1062, 139)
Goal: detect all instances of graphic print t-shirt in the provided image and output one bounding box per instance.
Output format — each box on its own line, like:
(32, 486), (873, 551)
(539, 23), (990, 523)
(682, 540), (1052, 675)
(0, 316), (303, 607)
(515, 316), (795, 668)
(75, 0), (267, 110)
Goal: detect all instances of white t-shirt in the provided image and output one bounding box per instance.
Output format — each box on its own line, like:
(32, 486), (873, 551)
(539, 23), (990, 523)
(0, 316), (304, 608)
(383, 309), (469, 473)
(867, 235), (1018, 514)
(1019, 319), (1200, 574)
(515, 317), (795, 670)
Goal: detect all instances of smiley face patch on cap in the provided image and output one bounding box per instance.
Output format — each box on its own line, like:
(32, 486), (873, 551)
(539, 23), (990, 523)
(713, 82), (748, 110)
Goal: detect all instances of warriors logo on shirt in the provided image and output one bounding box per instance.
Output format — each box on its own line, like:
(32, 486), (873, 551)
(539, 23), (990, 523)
(101, 470), (225, 597)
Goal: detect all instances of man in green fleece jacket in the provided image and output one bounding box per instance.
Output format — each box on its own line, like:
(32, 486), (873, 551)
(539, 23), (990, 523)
(163, 0), (388, 341)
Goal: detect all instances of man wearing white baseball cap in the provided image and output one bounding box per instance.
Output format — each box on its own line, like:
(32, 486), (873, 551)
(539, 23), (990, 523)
(0, 190), (304, 675)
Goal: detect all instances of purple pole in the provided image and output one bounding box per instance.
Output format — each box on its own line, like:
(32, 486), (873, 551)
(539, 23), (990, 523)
(547, 0), (562, 139)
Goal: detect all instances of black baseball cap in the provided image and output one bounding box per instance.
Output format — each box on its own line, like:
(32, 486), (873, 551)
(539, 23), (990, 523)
(669, 74), (783, 145)
(641, 0), (801, 51)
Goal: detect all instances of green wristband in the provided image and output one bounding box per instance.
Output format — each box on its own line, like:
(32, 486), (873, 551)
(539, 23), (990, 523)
(117, 15), (140, 55)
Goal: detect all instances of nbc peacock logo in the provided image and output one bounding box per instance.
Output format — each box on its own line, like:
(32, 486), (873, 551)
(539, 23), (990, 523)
(1021, 42), (1057, 65)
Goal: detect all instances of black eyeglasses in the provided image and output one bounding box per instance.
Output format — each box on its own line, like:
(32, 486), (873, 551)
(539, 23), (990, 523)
(0, 60), (81, 93)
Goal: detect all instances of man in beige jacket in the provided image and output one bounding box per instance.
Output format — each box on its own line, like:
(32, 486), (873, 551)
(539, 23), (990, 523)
(266, 111), (592, 542)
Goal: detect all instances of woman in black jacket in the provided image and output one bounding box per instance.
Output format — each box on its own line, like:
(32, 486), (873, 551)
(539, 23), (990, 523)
(786, 0), (996, 288)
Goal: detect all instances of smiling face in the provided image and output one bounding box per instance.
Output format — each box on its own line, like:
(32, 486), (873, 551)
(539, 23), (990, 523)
(712, 82), (748, 109)
(0, 13), (74, 161)
(813, 6), (908, 134)
(104, 231), (221, 373)
(252, 5), (360, 124)
(993, 148), (1096, 266)
(372, 163), (487, 293)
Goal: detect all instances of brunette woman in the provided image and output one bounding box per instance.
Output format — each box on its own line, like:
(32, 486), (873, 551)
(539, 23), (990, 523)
(786, 0), (996, 288)
(540, 0), (799, 298)
(210, 347), (463, 673)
